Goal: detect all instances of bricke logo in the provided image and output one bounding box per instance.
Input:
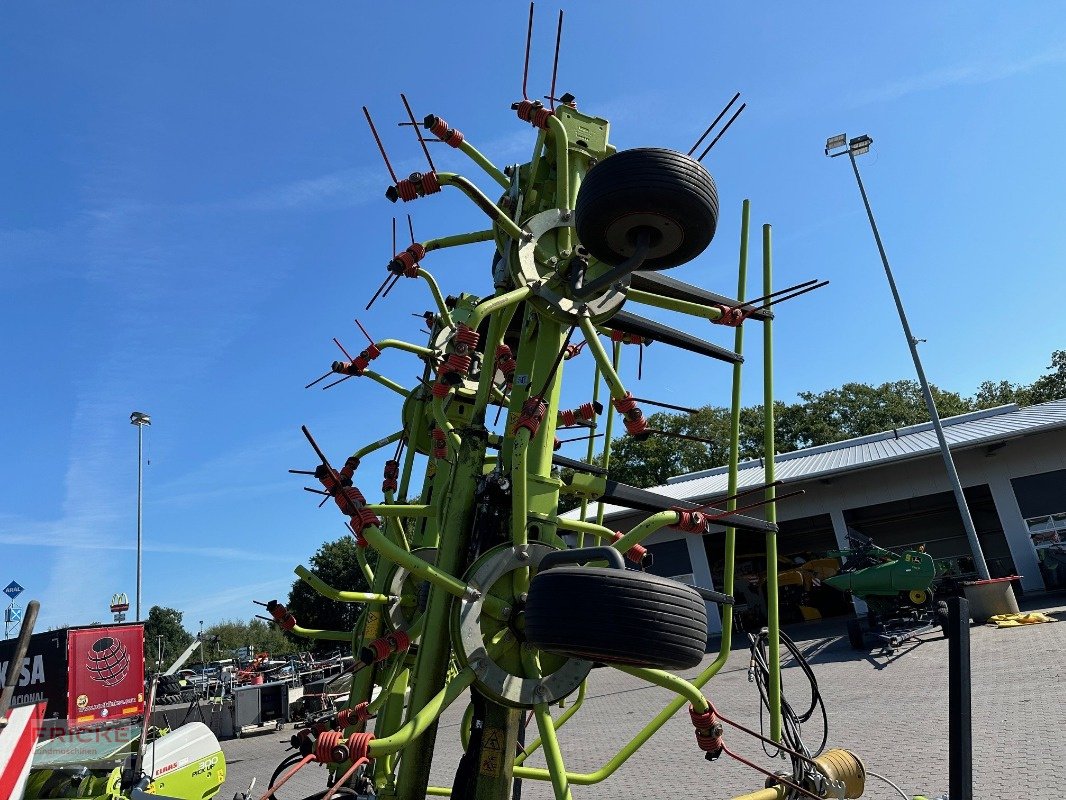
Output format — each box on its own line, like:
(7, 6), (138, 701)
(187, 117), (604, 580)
(86, 636), (131, 687)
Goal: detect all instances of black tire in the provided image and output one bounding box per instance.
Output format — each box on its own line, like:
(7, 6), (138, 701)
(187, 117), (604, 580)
(523, 566), (708, 669)
(575, 148), (719, 271)
(846, 618), (865, 650)
(937, 600), (951, 639)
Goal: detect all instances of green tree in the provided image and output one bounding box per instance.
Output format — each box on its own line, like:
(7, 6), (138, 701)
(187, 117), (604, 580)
(287, 535), (373, 652)
(1019, 349), (1066, 405)
(199, 618), (296, 662)
(143, 606), (194, 671)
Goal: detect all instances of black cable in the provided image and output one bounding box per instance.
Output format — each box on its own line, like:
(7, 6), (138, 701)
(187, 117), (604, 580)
(747, 628), (829, 761)
(266, 752), (304, 800)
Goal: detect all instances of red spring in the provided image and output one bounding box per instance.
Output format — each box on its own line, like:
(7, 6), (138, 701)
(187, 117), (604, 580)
(387, 630), (411, 654)
(332, 484), (369, 516)
(431, 427), (448, 460)
(431, 379), (452, 398)
(672, 509), (707, 534)
(426, 114), (464, 147)
(393, 170), (441, 202)
(557, 401), (598, 428)
(444, 352), (473, 376)
(494, 344), (517, 382)
(612, 392), (648, 437)
(453, 323), (480, 351)
(389, 243), (427, 276)
(336, 702), (372, 728)
(349, 507), (380, 538)
(382, 460), (399, 494)
(712, 304), (747, 327)
(513, 396), (547, 436)
(344, 731), (374, 762)
(333, 344), (381, 377)
(363, 629), (411, 664)
(315, 729), (345, 764)
(689, 705), (724, 758)
(553, 436), (561, 451)
(514, 100), (553, 129)
(610, 330), (648, 345)
(340, 456), (360, 481)
(610, 532), (648, 564)
(267, 601), (297, 631)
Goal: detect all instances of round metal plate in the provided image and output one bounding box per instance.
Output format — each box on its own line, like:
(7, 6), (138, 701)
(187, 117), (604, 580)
(454, 542), (592, 707)
(385, 547), (438, 639)
(514, 208), (628, 325)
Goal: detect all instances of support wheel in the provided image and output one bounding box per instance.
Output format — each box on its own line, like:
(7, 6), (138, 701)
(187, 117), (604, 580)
(846, 618), (865, 651)
(525, 567), (708, 669)
(574, 148), (719, 270)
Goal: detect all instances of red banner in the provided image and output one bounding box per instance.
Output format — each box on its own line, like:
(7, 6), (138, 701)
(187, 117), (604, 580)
(66, 625), (144, 726)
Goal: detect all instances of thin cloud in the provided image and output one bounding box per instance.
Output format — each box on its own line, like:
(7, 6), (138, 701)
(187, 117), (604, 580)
(851, 45), (1066, 107)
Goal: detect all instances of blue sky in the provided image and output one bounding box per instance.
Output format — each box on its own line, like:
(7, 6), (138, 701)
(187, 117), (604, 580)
(3, 3), (1065, 632)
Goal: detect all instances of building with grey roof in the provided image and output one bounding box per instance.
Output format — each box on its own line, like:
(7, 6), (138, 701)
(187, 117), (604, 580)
(573, 399), (1066, 633)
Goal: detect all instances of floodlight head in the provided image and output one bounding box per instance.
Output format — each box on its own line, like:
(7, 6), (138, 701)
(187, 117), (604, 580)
(130, 411), (151, 426)
(849, 134), (873, 157)
(825, 133), (847, 156)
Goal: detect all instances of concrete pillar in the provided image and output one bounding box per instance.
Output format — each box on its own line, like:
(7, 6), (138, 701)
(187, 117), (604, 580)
(986, 475), (1044, 592)
(685, 534), (723, 635)
(829, 507), (867, 614)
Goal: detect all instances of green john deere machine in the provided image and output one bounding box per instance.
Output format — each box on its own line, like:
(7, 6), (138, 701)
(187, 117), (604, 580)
(826, 530), (943, 653)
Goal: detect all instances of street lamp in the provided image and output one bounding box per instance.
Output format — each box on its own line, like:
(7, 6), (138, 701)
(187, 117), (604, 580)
(130, 411), (151, 620)
(826, 133), (991, 580)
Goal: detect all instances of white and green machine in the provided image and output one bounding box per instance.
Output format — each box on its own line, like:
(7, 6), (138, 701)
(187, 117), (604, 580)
(23, 720), (225, 800)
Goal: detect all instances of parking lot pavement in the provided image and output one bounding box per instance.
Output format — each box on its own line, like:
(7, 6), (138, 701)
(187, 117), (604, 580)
(222, 595), (1065, 799)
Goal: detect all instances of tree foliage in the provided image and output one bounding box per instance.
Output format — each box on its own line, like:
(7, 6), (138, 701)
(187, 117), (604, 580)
(287, 535), (374, 652)
(196, 618), (297, 662)
(143, 606), (194, 671)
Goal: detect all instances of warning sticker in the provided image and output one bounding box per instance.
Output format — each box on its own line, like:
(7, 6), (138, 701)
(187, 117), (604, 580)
(365, 611), (382, 639)
(479, 727), (504, 777)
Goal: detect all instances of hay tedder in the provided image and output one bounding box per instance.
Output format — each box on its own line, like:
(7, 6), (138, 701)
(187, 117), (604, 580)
(252, 7), (867, 799)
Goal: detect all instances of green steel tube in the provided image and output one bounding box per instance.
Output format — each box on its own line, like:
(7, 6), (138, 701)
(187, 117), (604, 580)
(512, 428), (531, 547)
(355, 546), (374, 585)
(466, 285), (532, 332)
(719, 198), (750, 664)
(577, 362), (603, 545)
(397, 394), (424, 502)
(552, 517), (616, 541)
(431, 396), (463, 456)
(288, 624), (352, 642)
(365, 504), (434, 518)
(595, 343), (621, 527)
(377, 339), (436, 359)
(360, 525), (467, 600)
(426, 789), (451, 797)
(368, 667), (477, 756)
(626, 287), (724, 322)
(545, 115), (571, 252)
(534, 702), (573, 800)
(436, 173), (525, 241)
(294, 565), (393, 604)
(762, 222), (782, 743)
(382, 491), (411, 552)
(364, 370), (410, 398)
(612, 665), (709, 712)
(456, 140), (510, 188)
(414, 268), (453, 328)
(471, 301), (514, 419)
(513, 680), (586, 766)
(423, 229), (495, 253)
(526, 129), (548, 201)
(610, 510), (677, 557)
(351, 431), (405, 462)
(577, 318), (625, 397)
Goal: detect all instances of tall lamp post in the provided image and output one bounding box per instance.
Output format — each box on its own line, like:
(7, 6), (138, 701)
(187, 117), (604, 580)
(826, 134), (991, 580)
(130, 411), (151, 620)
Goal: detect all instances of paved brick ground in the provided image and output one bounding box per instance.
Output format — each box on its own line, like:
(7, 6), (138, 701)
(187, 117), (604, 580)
(222, 595), (1065, 799)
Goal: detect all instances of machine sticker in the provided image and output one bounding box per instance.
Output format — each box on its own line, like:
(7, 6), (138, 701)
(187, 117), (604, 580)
(478, 727), (504, 777)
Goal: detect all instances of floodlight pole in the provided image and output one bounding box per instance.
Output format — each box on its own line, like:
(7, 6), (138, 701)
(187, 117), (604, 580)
(837, 137), (991, 580)
(131, 411), (151, 620)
